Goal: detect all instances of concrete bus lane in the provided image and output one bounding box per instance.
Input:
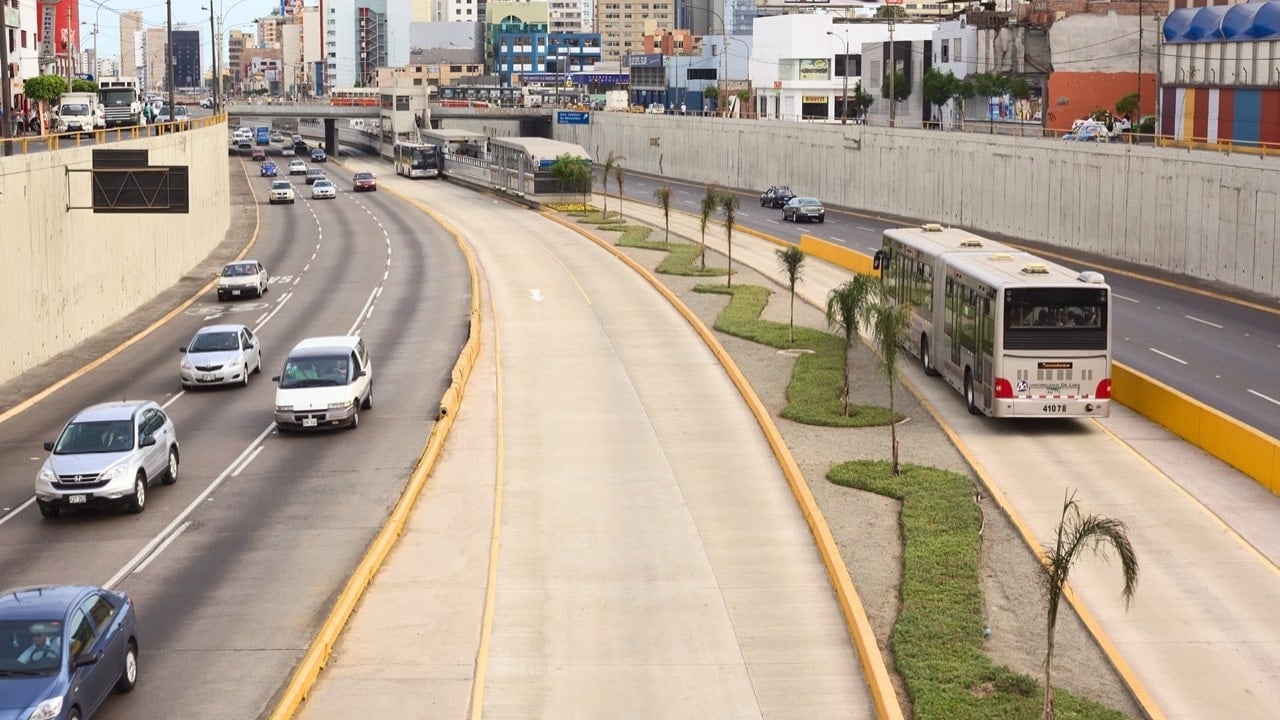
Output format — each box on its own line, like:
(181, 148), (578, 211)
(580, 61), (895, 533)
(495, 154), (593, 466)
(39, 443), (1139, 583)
(295, 162), (877, 719)
(612, 198), (1280, 719)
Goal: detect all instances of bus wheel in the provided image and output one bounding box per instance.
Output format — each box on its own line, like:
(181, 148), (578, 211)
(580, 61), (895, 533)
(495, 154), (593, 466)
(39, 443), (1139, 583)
(964, 369), (979, 415)
(920, 335), (939, 377)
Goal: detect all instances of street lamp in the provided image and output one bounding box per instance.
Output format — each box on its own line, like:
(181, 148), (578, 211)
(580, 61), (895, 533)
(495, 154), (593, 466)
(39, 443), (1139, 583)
(826, 30), (849, 125)
(201, 3), (218, 113)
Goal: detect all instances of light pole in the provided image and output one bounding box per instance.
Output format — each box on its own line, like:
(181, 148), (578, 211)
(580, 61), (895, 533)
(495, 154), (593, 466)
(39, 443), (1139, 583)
(826, 30), (849, 125)
(888, 13), (897, 128)
(201, 3), (218, 113)
(166, 0), (175, 125)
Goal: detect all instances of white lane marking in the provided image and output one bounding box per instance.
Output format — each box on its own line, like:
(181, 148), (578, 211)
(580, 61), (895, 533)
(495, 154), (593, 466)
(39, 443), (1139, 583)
(347, 287), (380, 336)
(830, 236), (846, 243)
(133, 521), (192, 574)
(1247, 389), (1280, 407)
(857, 225), (877, 232)
(161, 392), (185, 409)
(104, 422), (277, 590)
(255, 291), (293, 332)
(231, 445), (264, 477)
(1113, 293), (1139, 303)
(867, 246), (880, 253)
(0, 497), (36, 528)
(765, 219), (779, 224)
(1185, 314), (1223, 329)
(256, 311), (269, 325)
(1150, 348), (1189, 365)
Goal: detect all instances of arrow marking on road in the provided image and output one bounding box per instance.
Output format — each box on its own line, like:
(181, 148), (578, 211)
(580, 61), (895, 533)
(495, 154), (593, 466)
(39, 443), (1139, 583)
(530, 289), (545, 302)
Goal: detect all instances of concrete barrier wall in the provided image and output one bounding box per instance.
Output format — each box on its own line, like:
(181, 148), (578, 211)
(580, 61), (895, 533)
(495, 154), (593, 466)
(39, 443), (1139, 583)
(555, 116), (1280, 298)
(0, 124), (230, 386)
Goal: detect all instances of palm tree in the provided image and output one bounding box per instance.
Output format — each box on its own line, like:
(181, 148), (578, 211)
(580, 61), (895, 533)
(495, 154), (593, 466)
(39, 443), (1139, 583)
(613, 161), (626, 220)
(572, 158), (592, 208)
(699, 185), (718, 271)
(719, 190), (740, 287)
(865, 299), (911, 475)
(1041, 491), (1138, 720)
(600, 150), (624, 219)
(549, 153), (587, 202)
(825, 274), (878, 416)
(775, 246), (805, 343)
(653, 186), (673, 244)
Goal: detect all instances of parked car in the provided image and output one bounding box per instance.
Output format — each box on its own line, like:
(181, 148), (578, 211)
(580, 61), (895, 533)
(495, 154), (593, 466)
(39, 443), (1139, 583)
(288, 160), (307, 175)
(34, 400), (179, 517)
(179, 324), (263, 388)
(305, 168), (326, 185)
(217, 260), (268, 300)
(273, 336), (373, 431)
(310, 147), (327, 163)
(760, 185), (795, 208)
(0, 584), (139, 719)
(782, 196), (826, 223)
(200, 96), (213, 108)
(269, 179), (295, 204)
(311, 179), (336, 199)
(251, 148), (266, 161)
(1062, 120), (1110, 142)
(260, 160), (278, 177)
(352, 172), (377, 192)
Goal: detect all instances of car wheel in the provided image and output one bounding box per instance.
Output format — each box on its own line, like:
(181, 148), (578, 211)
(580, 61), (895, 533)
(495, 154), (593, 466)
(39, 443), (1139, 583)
(818, 216), (825, 223)
(349, 404), (359, 429)
(38, 501), (60, 518)
(67, 709), (81, 720)
(127, 473), (146, 513)
(362, 383), (372, 410)
(240, 369), (250, 388)
(964, 369), (979, 415)
(921, 335), (939, 377)
(115, 640), (139, 693)
(162, 448), (179, 485)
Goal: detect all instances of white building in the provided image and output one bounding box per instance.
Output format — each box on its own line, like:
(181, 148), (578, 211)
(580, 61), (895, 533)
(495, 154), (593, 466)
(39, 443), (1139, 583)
(932, 18), (977, 128)
(326, 0), (413, 89)
(751, 14), (934, 123)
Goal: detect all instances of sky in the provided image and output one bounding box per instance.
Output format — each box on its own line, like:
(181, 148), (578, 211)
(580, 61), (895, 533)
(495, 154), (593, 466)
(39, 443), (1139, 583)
(81, 0), (281, 66)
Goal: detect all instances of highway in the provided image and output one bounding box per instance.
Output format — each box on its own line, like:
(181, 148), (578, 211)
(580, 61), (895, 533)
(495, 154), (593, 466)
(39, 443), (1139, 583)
(0, 158), (470, 717)
(613, 174), (1280, 441)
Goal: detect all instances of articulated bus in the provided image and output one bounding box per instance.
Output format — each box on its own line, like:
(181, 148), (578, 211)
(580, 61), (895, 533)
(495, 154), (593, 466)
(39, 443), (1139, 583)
(393, 141), (441, 178)
(874, 224), (1111, 418)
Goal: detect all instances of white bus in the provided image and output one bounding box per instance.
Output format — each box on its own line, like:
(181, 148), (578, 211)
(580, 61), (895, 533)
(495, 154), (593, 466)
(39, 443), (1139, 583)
(873, 224), (1112, 418)
(393, 142), (441, 178)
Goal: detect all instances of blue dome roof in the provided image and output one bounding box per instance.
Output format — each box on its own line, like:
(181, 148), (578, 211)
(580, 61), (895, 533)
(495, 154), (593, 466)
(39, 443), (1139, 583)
(1164, 1), (1280, 43)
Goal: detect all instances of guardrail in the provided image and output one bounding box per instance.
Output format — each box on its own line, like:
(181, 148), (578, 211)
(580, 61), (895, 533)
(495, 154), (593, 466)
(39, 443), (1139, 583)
(1, 114), (223, 155)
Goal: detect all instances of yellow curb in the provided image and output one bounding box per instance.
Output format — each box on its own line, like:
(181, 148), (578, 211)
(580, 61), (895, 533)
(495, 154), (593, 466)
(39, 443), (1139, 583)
(541, 210), (905, 720)
(0, 150), (260, 427)
(267, 178), (485, 720)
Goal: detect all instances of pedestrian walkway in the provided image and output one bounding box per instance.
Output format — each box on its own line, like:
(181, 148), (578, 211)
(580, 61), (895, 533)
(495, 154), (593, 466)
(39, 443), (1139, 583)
(294, 169), (878, 719)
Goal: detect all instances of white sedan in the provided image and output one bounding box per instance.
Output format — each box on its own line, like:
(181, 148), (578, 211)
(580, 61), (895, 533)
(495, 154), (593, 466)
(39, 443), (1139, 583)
(311, 179), (337, 199)
(288, 160), (307, 175)
(217, 260), (268, 300)
(178, 324), (263, 388)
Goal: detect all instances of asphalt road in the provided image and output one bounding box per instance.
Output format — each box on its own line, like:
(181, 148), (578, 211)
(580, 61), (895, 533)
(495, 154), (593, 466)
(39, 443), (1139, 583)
(617, 173), (1280, 440)
(0, 158), (470, 718)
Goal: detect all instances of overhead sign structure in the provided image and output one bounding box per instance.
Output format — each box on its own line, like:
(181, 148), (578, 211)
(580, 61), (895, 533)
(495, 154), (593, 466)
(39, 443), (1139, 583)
(88, 149), (190, 214)
(556, 110), (590, 125)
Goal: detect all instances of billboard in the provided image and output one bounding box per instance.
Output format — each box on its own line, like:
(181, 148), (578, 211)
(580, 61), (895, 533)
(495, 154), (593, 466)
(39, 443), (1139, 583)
(626, 54), (664, 69)
(798, 59), (829, 81)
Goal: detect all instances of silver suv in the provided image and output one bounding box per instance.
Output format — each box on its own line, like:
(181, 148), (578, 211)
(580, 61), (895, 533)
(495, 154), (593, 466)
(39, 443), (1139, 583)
(35, 401), (179, 517)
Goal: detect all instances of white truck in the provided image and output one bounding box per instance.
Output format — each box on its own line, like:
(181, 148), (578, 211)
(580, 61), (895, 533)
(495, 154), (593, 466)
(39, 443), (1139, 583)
(55, 92), (104, 133)
(98, 77), (146, 128)
(604, 90), (628, 112)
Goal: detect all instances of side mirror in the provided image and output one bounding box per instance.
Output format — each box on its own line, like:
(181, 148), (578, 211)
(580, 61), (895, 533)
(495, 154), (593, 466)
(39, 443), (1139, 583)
(356, 370), (368, 378)
(43, 441), (54, 451)
(178, 347), (187, 353)
(271, 375), (281, 382)
(244, 342), (255, 349)
(73, 651), (101, 669)
(139, 435), (157, 448)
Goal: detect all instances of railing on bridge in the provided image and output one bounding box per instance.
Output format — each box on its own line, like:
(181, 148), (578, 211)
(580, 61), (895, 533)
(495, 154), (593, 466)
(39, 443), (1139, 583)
(1, 115), (224, 156)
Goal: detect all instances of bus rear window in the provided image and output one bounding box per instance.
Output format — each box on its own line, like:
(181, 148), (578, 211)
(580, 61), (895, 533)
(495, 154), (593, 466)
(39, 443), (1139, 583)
(1004, 288), (1108, 350)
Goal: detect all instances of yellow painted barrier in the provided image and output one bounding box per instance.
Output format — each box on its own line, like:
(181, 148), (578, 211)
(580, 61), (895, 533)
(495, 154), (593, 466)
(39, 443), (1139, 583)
(1112, 363), (1279, 494)
(799, 234), (878, 276)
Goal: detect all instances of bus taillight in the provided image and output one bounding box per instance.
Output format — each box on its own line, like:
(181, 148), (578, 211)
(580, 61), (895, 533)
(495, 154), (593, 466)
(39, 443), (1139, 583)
(994, 378), (1014, 399)
(1095, 379), (1112, 399)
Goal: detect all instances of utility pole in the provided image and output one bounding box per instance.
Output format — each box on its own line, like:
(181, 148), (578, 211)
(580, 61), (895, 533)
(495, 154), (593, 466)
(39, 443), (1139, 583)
(827, 30), (849, 125)
(1, 10), (13, 151)
(205, 3), (218, 113)
(166, 0), (175, 126)
(888, 14), (896, 128)
(1136, 0), (1143, 123)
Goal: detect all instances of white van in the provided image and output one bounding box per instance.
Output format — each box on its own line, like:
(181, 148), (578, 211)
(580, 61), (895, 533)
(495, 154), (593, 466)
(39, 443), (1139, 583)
(272, 336), (372, 431)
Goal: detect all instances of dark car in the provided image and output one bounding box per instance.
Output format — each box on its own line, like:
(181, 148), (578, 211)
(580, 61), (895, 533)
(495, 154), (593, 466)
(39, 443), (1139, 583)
(305, 168), (326, 185)
(0, 585), (139, 720)
(310, 148), (327, 163)
(352, 172), (377, 192)
(782, 196), (826, 223)
(292, 137), (308, 154)
(760, 185), (795, 208)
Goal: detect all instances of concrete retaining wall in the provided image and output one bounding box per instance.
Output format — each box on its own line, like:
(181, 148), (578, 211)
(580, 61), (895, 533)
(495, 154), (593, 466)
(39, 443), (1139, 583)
(555, 115), (1280, 298)
(0, 125), (230, 386)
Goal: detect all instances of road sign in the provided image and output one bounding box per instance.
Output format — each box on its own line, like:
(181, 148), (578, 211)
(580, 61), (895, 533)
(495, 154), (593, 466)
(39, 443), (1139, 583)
(556, 110), (590, 125)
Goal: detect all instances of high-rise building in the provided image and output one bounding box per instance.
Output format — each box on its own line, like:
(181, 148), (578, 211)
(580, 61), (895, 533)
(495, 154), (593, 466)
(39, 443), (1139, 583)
(143, 27), (167, 91)
(173, 29), (201, 89)
(600, 0), (676, 63)
(259, 15), (286, 47)
(324, 1), (411, 89)
(120, 11), (143, 77)
(228, 29), (254, 90)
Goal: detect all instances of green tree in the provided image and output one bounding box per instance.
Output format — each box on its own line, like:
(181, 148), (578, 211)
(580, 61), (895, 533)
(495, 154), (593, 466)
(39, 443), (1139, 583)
(1041, 491), (1138, 720)
(699, 185), (718, 271)
(549, 153), (592, 206)
(949, 77), (975, 123)
(612, 160), (625, 219)
(703, 85), (719, 110)
(653, 186), (673, 245)
(23, 75), (69, 135)
(1115, 92), (1140, 119)
(849, 81), (875, 122)
(600, 150), (624, 219)
(824, 274), (877, 416)
(865, 299), (911, 475)
(1008, 76), (1031, 100)
(874, 5), (906, 19)
(969, 72), (1009, 100)
(70, 79), (98, 93)
(775, 246), (805, 343)
(922, 68), (958, 125)
(881, 69), (910, 103)
(718, 190), (740, 287)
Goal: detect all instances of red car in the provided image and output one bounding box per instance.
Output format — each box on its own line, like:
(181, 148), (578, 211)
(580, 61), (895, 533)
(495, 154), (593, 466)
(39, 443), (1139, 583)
(353, 172), (377, 192)
(251, 148), (266, 161)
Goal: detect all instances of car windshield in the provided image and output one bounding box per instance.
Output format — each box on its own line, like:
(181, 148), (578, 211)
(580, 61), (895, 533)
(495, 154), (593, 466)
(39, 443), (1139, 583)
(272, 181), (290, 190)
(279, 355), (351, 388)
(189, 331), (239, 353)
(356, 173), (373, 180)
(222, 264), (256, 277)
(315, 181), (332, 189)
(0, 620), (63, 675)
(53, 419), (134, 454)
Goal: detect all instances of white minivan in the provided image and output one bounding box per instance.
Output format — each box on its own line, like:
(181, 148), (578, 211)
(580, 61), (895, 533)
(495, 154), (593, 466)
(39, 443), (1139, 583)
(272, 336), (372, 431)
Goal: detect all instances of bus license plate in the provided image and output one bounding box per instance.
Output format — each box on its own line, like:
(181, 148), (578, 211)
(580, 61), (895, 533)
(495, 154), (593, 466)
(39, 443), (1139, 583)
(1042, 404), (1068, 413)
(68, 494), (87, 504)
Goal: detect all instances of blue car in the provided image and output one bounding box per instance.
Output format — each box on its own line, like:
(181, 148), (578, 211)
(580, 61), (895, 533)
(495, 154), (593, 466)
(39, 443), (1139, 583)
(310, 148), (327, 163)
(0, 585), (138, 720)
(260, 161), (278, 177)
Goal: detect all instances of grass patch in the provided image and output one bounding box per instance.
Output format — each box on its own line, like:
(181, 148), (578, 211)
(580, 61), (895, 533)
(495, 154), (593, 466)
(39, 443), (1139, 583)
(616, 233), (728, 277)
(829, 461), (1128, 720)
(696, 284), (894, 427)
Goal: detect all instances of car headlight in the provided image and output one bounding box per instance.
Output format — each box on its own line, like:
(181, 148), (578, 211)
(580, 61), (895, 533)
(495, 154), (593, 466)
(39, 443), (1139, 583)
(100, 463), (129, 481)
(276, 405), (293, 412)
(180, 358), (193, 369)
(37, 467), (55, 484)
(28, 696), (63, 720)
(328, 401), (352, 410)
